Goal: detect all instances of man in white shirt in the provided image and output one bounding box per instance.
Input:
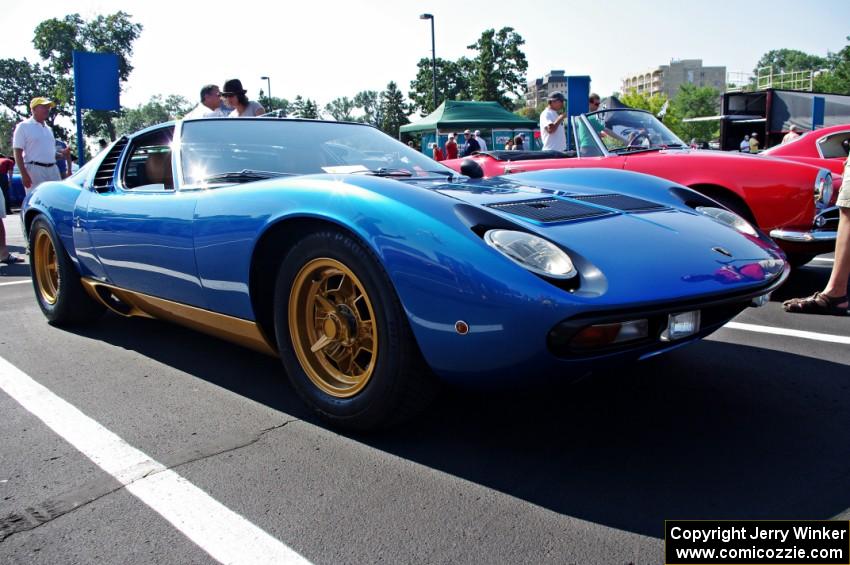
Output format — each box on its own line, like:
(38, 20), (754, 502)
(539, 91), (567, 151)
(782, 125), (801, 144)
(13, 97), (66, 193)
(474, 130), (488, 152)
(184, 84), (229, 119)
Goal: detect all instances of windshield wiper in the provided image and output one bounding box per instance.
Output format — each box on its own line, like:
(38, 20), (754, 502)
(610, 145), (664, 155)
(349, 167), (413, 177)
(199, 169), (289, 183)
(422, 169), (460, 180)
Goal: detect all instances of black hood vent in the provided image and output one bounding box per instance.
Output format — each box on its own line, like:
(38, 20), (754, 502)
(570, 193), (667, 212)
(486, 198), (613, 223)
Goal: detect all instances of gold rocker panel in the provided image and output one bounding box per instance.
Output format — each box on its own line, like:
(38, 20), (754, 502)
(80, 278), (277, 357)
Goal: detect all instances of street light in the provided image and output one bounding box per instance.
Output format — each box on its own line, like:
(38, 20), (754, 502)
(260, 76), (272, 111)
(419, 13), (437, 112)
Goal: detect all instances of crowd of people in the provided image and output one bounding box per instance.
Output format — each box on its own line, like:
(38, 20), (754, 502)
(429, 129), (506, 161)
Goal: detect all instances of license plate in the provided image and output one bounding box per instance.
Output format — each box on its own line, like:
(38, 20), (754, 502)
(660, 311), (701, 341)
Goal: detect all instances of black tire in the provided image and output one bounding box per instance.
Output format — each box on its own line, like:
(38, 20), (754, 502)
(273, 230), (437, 431)
(29, 216), (105, 325)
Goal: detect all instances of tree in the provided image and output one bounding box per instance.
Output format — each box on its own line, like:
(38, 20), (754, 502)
(467, 27), (528, 110)
(291, 96), (319, 119)
(0, 58), (60, 121)
(408, 57), (473, 115)
(354, 90), (382, 128)
(290, 95), (306, 118)
(302, 99), (320, 119)
(378, 82), (409, 138)
(0, 113), (17, 156)
(814, 36), (850, 95)
(753, 49), (827, 76)
(33, 12), (142, 82)
(258, 89), (290, 116)
(514, 102), (545, 121)
(32, 12), (143, 140)
(668, 84), (720, 142)
(112, 94), (193, 136)
(620, 90), (669, 115)
(325, 97), (356, 121)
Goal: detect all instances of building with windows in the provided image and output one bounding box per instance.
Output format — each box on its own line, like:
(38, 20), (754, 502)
(525, 70), (568, 107)
(621, 59), (726, 99)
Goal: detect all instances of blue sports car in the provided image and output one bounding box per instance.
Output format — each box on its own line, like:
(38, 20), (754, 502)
(23, 118), (788, 429)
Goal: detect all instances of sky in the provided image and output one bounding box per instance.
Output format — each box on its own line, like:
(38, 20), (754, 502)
(2, 0), (850, 113)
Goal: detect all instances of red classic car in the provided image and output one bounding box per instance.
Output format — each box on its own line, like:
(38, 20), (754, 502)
(442, 109), (838, 266)
(761, 123), (849, 176)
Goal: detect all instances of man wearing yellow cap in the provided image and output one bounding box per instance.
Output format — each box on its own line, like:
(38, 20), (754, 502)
(13, 97), (67, 193)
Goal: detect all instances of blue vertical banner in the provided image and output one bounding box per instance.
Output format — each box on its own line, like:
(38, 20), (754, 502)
(73, 51), (120, 164)
(565, 76), (591, 151)
(811, 96), (825, 130)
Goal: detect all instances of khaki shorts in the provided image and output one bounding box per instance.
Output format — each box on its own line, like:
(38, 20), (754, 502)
(839, 160), (850, 208)
(25, 163), (61, 193)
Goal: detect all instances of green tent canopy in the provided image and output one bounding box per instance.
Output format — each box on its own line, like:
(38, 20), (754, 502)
(399, 100), (537, 134)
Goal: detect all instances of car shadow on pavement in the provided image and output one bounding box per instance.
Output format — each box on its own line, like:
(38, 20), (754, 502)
(368, 341), (850, 539)
(66, 312), (849, 541)
(770, 261), (833, 302)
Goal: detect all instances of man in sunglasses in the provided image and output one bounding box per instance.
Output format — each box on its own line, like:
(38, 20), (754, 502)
(185, 84), (230, 119)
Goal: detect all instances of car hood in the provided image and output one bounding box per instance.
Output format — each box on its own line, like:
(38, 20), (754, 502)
(416, 173), (786, 304)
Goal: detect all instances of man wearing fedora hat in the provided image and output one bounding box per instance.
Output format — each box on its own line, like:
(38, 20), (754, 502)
(220, 79), (265, 117)
(13, 97), (66, 193)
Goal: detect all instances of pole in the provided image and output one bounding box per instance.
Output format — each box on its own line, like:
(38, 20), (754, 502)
(430, 17), (437, 112)
(73, 51), (86, 166)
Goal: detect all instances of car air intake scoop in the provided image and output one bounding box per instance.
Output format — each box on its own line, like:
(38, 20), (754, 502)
(486, 198), (613, 223)
(569, 194), (667, 212)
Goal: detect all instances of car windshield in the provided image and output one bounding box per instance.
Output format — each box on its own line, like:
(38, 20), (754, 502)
(579, 109), (687, 154)
(179, 119), (456, 185)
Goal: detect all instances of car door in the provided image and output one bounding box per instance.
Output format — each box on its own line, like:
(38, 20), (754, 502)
(83, 125), (205, 308)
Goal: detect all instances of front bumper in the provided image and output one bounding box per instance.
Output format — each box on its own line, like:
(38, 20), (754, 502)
(547, 269), (788, 361)
(769, 206), (839, 244)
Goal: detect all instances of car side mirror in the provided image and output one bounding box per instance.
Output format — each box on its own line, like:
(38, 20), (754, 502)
(460, 159), (484, 179)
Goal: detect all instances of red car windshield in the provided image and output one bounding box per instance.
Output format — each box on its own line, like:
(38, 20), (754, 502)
(578, 109), (687, 154)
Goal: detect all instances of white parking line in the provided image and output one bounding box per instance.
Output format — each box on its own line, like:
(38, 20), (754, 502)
(724, 322), (850, 345)
(0, 355), (311, 565)
(0, 279), (30, 286)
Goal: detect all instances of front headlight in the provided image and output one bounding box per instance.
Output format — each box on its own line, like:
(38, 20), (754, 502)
(814, 169), (833, 205)
(695, 206), (757, 236)
(484, 230), (577, 279)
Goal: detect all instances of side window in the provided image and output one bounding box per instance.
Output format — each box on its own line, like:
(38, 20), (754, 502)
(818, 132), (850, 159)
(574, 118), (604, 157)
(122, 128), (175, 190)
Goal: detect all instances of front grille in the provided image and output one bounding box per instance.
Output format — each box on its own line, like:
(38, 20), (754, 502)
(547, 300), (751, 358)
(570, 193), (667, 212)
(487, 198), (612, 223)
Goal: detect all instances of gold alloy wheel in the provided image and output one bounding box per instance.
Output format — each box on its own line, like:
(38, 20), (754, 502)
(288, 258), (378, 398)
(33, 228), (60, 305)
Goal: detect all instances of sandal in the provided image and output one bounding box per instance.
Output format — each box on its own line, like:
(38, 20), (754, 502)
(783, 292), (848, 316)
(0, 253), (23, 265)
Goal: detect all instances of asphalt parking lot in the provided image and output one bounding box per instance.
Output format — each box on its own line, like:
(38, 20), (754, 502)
(0, 217), (848, 565)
